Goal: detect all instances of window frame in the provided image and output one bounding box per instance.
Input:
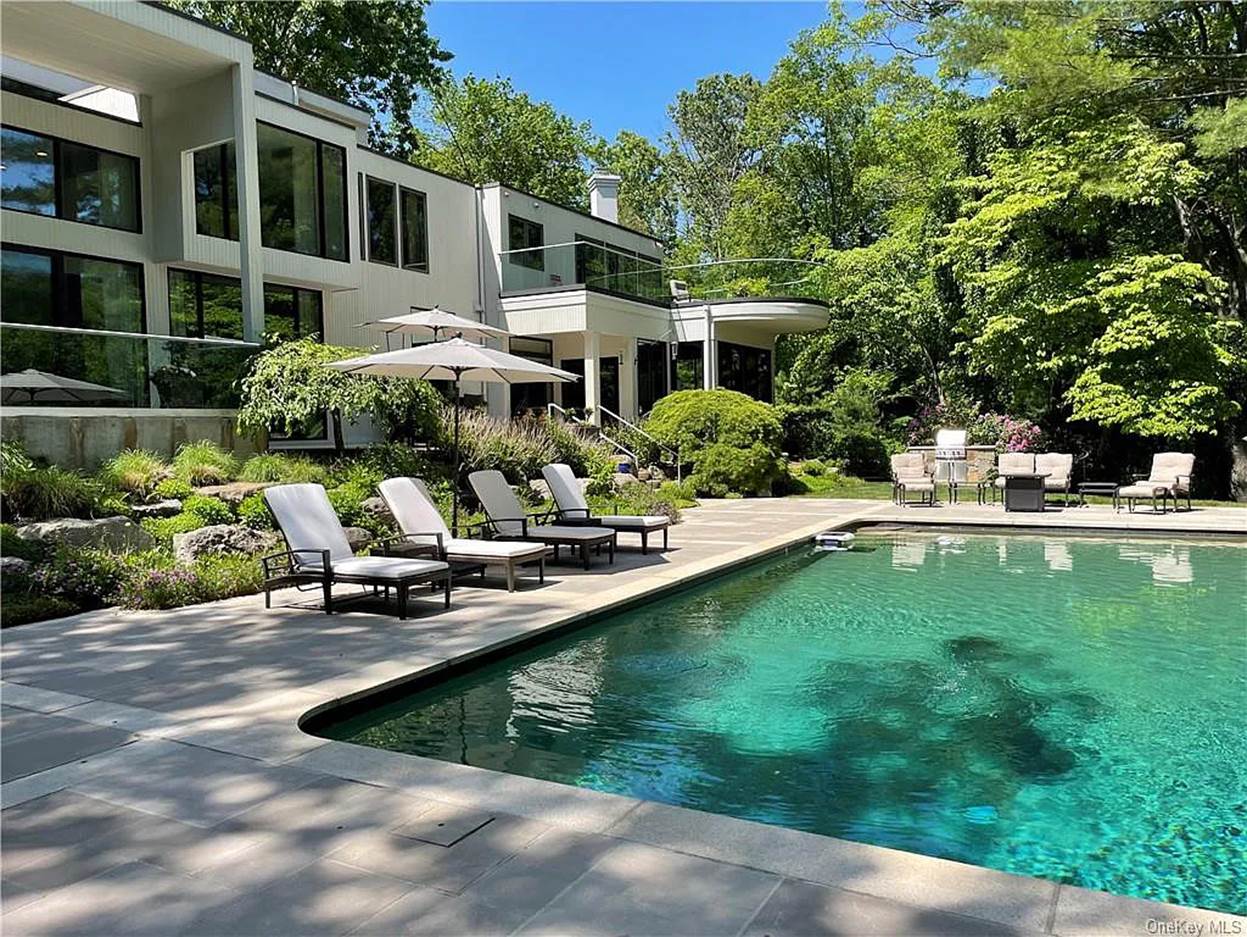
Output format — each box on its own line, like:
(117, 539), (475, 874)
(255, 120), (349, 262)
(192, 141), (237, 241)
(399, 185), (429, 273)
(363, 175), (398, 267)
(167, 268), (246, 340)
(1, 124), (142, 233)
(507, 214), (545, 271)
(262, 282), (325, 342)
(1, 242), (147, 332)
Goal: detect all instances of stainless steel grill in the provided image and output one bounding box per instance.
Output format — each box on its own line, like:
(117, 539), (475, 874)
(934, 428), (968, 483)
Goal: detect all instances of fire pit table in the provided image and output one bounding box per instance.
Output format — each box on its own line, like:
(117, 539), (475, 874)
(1002, 473), (1049, 513)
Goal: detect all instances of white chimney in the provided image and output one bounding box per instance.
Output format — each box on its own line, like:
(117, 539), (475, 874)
(588, 172), (621, 223)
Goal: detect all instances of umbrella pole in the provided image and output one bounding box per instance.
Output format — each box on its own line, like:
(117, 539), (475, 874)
(452, 375), (462, 531)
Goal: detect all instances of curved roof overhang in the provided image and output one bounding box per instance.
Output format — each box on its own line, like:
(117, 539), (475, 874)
(673, 297), (830, 338)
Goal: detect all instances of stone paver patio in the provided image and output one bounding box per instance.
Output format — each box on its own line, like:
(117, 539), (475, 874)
(2, 498), (1244, 936)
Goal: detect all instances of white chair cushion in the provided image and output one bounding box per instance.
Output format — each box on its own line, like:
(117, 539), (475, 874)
(469, 469), (528, 537)
(379, 477), (451, 539)
(529, 525), (615, 541)
(898, 481), (935, 493)
(542, 463), (592, 517)
(597, 515), (670, 529)
(331, 556), (448, 580)
(1119, 483), (1168, 499)
(443, 538), (548, 561)
(998, 452), (1035, 475)
(264, 484), (353, 563)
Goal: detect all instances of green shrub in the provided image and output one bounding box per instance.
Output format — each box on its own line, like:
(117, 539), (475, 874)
(117, 565), (201, 610)
(800, 459), (829, 477)
(171, 441), (238, 486)
(239, 452), (326, 484)
(1, 440), (35, 478)
(98, 449), (168, 498)
(237, 493), (275, 530)
(153, 477), (194, 500)
(192, 553), (263, 602)
(657, 480), (698, 506)
(823, 429), (892, 478)
(33, 546), (126, 608)
(141, 512), (205, 545)
(1, 594), (78, 628)
(0, 523), (43, 561)
(644, 388), (783, 461)
(182, 494), (234, 525)
(688, 442), (786, 497)
(1, 466), (103, 521)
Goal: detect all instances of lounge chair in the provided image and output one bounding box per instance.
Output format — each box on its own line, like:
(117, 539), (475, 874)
(377, 476), (550, 592)
(1035, 452), (1074, 506)
(541, 463), (671, 554)
(991, 452), (1036, 503)
(469, 470), (617, 570)
(1118, 452), (1196, 513)
(262, 483), (451, 618)
(890, 453), (936, 506)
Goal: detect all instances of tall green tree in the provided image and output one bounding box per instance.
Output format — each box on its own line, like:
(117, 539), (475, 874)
(591, 131), (678, 242)
(414, 75), (594, 208)
(167, 1), (450, 153)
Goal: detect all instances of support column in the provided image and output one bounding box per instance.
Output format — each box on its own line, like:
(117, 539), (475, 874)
(584, 331), (601, 426)
(702, 304), (716, 390)
(619, 337), (637, 422)
(231, 63), (265, 342)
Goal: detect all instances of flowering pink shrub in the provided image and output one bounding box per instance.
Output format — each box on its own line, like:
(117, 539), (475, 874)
(976, 413), (1044, 452)
(905, 401), (1042, 452)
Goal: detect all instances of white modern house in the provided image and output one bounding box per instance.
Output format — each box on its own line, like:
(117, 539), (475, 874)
(0, 1), (828, 466)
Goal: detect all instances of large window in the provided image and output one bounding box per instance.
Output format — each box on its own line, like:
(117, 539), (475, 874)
(671, 341), (704, 392)
(400, 187), (428, 272)
(1, 127), (140, 231)
(508, 214), (544, 270)
(1, 246), (148, 405)
(365, 176), (397, 265)
(263, 284), (323, 341)
(169, 269), (244, 340)
(193, 142), (238, 240)
(718, 341), (773, 402)
(257, 122), (347, 261)
(509, 337), (553, 415)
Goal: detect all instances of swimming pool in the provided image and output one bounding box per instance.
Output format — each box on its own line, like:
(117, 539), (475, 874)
(317, 530), (1247, 913)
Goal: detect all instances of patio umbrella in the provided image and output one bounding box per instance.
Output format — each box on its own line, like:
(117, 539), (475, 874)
(360, 305), (510, 349)
(0, 369), (128, 404)
(330, 338), (578, 526)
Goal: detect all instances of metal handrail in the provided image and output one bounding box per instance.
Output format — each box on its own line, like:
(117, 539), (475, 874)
(596, 404), (680, 466)
(546, 401), (682, 484)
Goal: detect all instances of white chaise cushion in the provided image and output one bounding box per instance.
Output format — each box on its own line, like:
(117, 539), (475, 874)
(378, 477), (450, 539)
(330, 556), (448, 580)
(264, 483), (353, 565)
(597, 515), (670, 529)
(529, 524), (616, 541)
(541, 463), (593, 518)
(1119, 483), (1168, 499)
(442, 538), (548, 561)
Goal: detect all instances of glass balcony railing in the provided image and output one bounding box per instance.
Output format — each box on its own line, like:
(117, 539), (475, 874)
(499, 242), (825, 306)
(0, 324), (261, 409)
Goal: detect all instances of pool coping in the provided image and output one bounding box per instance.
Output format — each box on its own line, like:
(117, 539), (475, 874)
(289, 507), (1247, 933)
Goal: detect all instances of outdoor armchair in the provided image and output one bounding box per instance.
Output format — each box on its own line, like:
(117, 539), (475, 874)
(992, 452), (1036, 502)
(262, 483), (451, 618)
(469, 470), (617, 570)
(1118, 453), (1196, 513)
(1035, 452), (1074, 506)
(542, 463), (671, 554)
(378, 476), (550, 592)
(890, 452), (936, 507)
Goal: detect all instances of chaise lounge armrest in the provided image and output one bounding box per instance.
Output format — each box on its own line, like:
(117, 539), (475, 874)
(377, 531), (444, 558)
(262, 548), (332, 578)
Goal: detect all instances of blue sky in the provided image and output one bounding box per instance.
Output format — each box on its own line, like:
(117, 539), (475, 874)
(425, 1), (842, 141)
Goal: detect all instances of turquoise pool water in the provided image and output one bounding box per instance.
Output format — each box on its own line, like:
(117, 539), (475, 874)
(321, 531), (1247, 913)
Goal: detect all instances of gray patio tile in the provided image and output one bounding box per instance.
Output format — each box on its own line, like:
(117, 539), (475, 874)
(7, 666), (158, 704)
(0, 705), (55, 739)
(1, 878), (43, 915)
(348, 885), (522, 936)
(0, 682), (93, 715)
(610, 800), (1057, 932)
(741, 878), (1032, 936)
(1052, 884), (1247, 936)
(1, 719), (135, 782)
(56, 699), (187, 735)
(1, 860), (232, 936)
(180, 857), (413, 937)
(515, 840), (779, 937)
(328, 813), (549, 893)
(0, 737), (182, 809)
(70, 740), (323, 827)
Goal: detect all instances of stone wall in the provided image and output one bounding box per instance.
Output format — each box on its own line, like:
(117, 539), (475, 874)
(1, 410), (262, 471)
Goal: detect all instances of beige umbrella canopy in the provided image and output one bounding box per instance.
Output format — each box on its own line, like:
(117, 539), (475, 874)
(0, 369), (128, 404)
(330, 338), (577, 524)
(360, 305), (510, 348)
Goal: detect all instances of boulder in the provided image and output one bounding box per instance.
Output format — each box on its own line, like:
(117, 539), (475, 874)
(131, 499), (183, 519)
(1, 556), (33, 578)
(528, 479), (552, 500)
(16, 516), (154, 553)
(360, 496), (392, 521)
(611, 472), (634, 490)
(343, 526), (373, 553)
(193, 481), (272, 505)
(172, 524), (275, 565)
